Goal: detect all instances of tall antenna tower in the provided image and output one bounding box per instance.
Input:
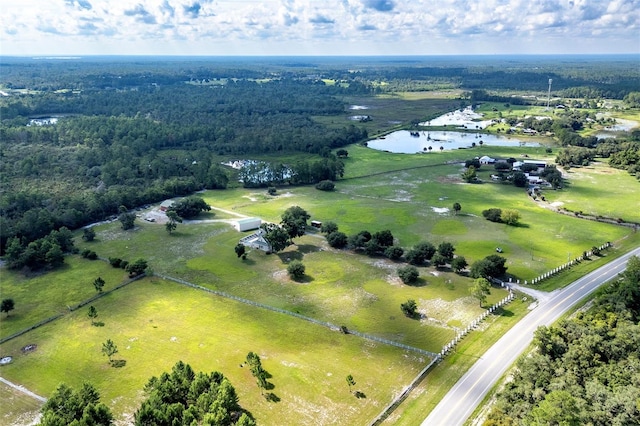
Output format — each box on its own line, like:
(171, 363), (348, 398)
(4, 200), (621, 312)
(546, 78), (553, 109)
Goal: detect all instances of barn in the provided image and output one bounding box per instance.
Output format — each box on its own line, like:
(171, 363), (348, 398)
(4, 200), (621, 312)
(235, 217), (262, 232)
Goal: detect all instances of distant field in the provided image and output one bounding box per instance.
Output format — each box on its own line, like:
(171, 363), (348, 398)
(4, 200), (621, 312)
(312, 95), (461, 136)
(544, 161), (639, 223)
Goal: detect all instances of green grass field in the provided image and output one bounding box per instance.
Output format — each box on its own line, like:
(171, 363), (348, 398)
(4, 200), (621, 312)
(1, 129), (637, 425)
(543, 161), (640, 223)
(0, 277), (426, 425)
(0, 257), (131, 340)
(0, 381), (44, 426)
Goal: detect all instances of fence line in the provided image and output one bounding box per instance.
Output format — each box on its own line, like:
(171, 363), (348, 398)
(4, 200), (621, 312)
(521, 242), (612, 286)
(369, 355), (441, 426)
(0, 274), (144, 345)
(439, 290), (515, 359)
(156, 273), (438, 359)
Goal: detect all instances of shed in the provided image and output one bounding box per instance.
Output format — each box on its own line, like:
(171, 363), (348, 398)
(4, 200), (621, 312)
(235, 217), (262, 232)
(159, 200), (175, 212)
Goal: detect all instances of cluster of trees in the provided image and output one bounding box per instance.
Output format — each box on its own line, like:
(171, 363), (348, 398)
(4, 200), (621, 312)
(484, 256), (640, 425)
(38, 383), (113, 426)
(134, 361), (255, 425)
(238, 155), (347, 188)
(4, 227), (74, 270)
(482, 208), (521, 226)
(318, 221), (470, 280)
(167, 196), (211, 219)
(0, 68), (370, 254)
(259, 205), (311, 254)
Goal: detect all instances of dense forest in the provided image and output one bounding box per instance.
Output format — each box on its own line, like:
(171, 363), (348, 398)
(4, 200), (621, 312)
(484, 256), (640, 425)
(1, 56), (639, 258)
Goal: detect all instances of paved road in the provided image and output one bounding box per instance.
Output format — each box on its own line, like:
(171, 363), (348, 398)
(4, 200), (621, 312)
(422, 246), (640, 426)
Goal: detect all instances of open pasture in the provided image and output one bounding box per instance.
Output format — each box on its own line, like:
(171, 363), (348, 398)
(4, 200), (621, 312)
(0, 257), (130, 340)
(0, 277), (426, 426)
(78, 219), (498, 353)
(543, 161), (640, 223)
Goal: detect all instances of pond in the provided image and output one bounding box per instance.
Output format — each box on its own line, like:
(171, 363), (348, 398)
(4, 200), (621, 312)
(420, 106), (494, 129)
(594, 118), (638, 139)
(366, 130), (540, 154)
(28, 117), (59, 126)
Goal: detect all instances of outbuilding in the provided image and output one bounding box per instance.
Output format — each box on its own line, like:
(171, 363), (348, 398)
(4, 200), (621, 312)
(159, 200), (175, 212)
(235, 217), (262, 232)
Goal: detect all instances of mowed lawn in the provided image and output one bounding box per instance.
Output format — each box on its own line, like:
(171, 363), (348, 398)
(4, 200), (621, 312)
(0, 277), (426, 426)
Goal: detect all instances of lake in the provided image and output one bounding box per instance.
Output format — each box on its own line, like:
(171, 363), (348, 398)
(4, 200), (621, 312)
(366, 130), (540, 154)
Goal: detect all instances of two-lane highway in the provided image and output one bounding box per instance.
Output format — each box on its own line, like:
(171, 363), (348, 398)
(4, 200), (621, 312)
(422, 246), (640, 426)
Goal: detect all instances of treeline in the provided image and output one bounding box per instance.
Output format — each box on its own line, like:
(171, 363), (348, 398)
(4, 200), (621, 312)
(0, 77), (369, 253)
(39, 361), (255, 425)
(484, 256), (640, 426)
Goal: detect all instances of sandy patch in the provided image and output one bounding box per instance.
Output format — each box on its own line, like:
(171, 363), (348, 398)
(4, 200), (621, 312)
(420, 297), (480, 329)
(432, 207), (450, 214)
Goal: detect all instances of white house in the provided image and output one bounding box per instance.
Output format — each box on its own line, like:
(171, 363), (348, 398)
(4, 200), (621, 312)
(238, 229), (272, 253)
(479, 155), (496, 165)
(235, 217), (262, 232)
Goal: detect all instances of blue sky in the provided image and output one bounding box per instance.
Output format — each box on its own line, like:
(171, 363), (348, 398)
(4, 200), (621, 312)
(2, 0), (639, 56)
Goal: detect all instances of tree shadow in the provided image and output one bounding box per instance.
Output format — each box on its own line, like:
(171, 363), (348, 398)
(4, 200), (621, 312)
(354, 391), (366, 399)
(405, 278), (428, 287)
(91, 321), (105, 327)
(264, 392), (280, 403)
(277, 251), (304, 263)
(291, 275), (314, 284)
(110, 359), (127, 368)
(240, 257), (256, 266)
(296, 244), (320, 254)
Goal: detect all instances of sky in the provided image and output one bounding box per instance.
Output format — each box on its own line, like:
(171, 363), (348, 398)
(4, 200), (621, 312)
(1, 0), (639, 56)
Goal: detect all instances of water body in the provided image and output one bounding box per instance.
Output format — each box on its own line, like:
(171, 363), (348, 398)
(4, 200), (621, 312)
(420, 106), (494, 129)
(367, 130), (539, 154)
(28, 117), (59, 126)
(594, 118), (638, 139)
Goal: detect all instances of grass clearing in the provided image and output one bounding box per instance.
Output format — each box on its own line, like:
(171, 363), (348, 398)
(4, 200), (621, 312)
(544, 161), (640, 222)
(0, 257), (131, 340)
(0, 381), (43, 426)
(0, 277), (425, 425)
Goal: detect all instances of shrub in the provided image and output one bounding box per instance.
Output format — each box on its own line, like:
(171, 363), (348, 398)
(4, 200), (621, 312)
(320, 221), (338, 234)
(108, 257), (122, 268)
(315, 180), (335, 191)
(451, 256), (468, 273)
(400, 299), (418, 317)
(81, 249), (98, 260)
(287, 260), (306, 280)
(384, 246), (404, 260)
(398, 265), (419, 284)
(482, 208), (503, 223)
(326, 231), (348, 248)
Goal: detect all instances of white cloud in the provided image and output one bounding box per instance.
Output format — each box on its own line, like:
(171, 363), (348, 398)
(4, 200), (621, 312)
(0, 0), (638, 55)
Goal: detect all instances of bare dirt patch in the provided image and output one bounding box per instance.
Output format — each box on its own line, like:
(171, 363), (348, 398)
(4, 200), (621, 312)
(419, 297), (479, 329)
